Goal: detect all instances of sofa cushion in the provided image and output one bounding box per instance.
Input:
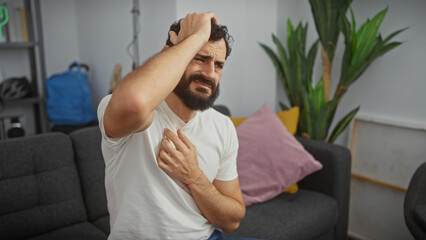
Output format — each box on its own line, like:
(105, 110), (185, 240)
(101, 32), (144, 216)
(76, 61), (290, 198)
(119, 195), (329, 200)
(224, 189), (338, 240)
(70, 127), (109, 234)
(0, 133), (87, 239)
(92, 215), (110, 235)
(27, 222), (107, 240)
(230, 106), (301, 194)
(236, 104), (322, 206)
(230, 106), (299, 135)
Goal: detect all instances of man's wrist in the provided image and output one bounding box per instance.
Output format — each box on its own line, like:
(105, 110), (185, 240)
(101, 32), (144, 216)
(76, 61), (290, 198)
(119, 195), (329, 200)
(184, 34), (208, 51)
(185, 170), (204, 187)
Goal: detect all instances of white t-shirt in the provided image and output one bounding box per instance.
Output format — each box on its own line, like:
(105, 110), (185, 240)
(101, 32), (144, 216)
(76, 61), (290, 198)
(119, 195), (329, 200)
(97, 95), (239, 240)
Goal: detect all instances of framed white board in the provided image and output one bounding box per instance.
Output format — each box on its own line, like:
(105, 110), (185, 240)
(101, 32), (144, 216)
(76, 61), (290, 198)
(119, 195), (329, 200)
(348, 113), (426, 190)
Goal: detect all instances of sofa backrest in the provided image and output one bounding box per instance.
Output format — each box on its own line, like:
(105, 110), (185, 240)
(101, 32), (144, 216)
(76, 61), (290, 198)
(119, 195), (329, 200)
(404, 162), (426, 239)
(0, 133), (87, 239)
(70, 126), (109, 233)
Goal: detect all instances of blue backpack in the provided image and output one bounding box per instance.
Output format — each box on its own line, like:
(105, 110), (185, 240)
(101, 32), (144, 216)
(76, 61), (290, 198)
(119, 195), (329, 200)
(46, 62), (97, 125)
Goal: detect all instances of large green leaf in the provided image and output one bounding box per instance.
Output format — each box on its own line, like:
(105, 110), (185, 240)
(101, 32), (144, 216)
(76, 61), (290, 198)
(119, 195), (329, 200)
(287, 19), (294, 51)
(312, 96), (339, 140)
(328, 106), (360, 143)
(307, 40), (320, 78)
(299, 87), (314, 138)
(259, 43), (284, 81)
(339, 7), (407, 90)
(259, 42), (294, 105)
(350, 42), (402, 85)
(271, 34), (296, 104)
(383, 27), (408, 44)
(350, 8), (388, 73)
(309, 0), (350, 62)
(350, 8), (356, 52)
(338, 14), (352, 92)
(311, 78), (326, 117)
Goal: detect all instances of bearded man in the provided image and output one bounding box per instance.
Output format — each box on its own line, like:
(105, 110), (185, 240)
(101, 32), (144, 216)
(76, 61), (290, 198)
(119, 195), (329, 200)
(98, 12), (256, 240)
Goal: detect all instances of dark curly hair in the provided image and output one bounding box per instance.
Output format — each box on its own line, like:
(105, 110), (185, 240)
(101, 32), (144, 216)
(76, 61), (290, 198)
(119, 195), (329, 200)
(166, 19), (233, 59)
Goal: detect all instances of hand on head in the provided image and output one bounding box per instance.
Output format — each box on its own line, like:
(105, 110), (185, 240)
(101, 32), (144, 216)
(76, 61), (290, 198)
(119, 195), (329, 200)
(169, 12), (217, 46)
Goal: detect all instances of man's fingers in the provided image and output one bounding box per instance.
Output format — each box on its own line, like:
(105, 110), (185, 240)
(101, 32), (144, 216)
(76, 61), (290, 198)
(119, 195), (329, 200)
(161, 137), (181, 159)
(206, 11), (218, 24)
(158, 148), (174, 165)
(169, 31), (178, 46)
(175, 11), (218, 45)
(177, 129), (193, 149)
(157, 154), (172, 173)
(164, 128), (187, 151)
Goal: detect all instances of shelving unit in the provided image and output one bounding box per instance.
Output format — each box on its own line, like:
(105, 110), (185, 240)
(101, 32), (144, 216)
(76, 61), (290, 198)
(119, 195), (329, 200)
(0, 0), (47, 140)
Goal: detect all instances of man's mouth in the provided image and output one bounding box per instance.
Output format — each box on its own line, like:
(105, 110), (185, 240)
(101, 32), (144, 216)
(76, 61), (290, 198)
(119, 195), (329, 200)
(193, 79), (213, 90)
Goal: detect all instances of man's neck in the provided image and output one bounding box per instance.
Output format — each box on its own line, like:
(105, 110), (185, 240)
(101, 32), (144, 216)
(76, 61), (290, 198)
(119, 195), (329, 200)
(165, 93), (197, 123)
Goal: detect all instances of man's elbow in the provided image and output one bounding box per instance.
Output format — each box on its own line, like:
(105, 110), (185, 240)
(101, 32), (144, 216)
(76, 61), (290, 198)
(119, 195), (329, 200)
(221, 208), (245, 233)
(104, 95), (153, 138)
(221, 221), (241, 233)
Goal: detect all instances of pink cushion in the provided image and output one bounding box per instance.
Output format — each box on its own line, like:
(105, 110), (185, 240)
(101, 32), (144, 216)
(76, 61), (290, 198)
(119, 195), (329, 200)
(236, 103), (322, 206)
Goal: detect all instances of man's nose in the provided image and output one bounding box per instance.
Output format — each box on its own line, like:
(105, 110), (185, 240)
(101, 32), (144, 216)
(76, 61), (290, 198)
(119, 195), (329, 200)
(200, 62), (217, 83)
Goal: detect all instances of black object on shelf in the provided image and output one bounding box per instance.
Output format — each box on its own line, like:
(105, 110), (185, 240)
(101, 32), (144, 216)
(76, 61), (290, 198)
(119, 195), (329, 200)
(7, 117), (25, 138)
(0, 76), (33, 100)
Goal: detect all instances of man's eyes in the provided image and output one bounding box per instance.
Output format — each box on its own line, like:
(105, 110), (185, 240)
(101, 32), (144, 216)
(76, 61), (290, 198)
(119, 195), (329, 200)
(194, 58), (223, 70)
(215, 63), (224, 69)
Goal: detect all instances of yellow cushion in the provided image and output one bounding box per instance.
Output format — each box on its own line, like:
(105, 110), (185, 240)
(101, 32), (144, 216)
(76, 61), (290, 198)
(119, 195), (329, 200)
(230, 106), (300, 194)
(230, 117), (247, 128)
(230, 106), (299, 134)
(276, 107), (299, 135)
(283, 183), (299, 193)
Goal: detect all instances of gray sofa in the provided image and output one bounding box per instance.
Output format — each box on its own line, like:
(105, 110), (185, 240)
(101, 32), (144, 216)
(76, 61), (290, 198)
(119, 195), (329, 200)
(0, 126), (351, 240)
(404, 162), (426, 239)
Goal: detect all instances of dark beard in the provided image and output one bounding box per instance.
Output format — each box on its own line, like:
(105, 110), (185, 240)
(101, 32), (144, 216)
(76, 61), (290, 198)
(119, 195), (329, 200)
(173, 73), (220, 111)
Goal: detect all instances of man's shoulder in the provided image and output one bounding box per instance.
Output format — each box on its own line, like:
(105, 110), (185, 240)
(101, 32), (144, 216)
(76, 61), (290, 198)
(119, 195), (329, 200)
(201, 107), (232, 124)
(199, 107), (236, 139)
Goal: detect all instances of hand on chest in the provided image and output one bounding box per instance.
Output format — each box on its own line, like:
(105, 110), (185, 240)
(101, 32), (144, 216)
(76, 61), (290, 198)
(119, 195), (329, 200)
(156, 127), (222, 183)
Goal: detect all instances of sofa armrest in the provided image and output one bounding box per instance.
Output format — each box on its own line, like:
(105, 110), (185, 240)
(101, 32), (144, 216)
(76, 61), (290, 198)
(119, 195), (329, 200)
(404, 162), (426, 239)
(296, 137), (351, 240)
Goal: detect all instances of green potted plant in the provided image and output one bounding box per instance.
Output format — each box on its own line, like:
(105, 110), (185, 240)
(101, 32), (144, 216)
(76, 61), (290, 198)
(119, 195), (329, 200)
(260, 0), (407, 143)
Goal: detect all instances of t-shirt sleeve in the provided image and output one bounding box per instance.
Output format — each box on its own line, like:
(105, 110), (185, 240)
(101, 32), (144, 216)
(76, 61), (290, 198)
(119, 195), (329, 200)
(215, 117), (239, 181)
(97, 95), (131, 148)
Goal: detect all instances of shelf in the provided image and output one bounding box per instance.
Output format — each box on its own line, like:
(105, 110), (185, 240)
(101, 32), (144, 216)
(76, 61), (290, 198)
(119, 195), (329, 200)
(1, 97), (43, 105)
(0, 42), (37, 48)
(0, 0), (49, 137)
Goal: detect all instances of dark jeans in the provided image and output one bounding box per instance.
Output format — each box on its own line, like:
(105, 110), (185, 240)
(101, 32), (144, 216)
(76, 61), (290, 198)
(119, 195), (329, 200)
(208, 230), (263, 240)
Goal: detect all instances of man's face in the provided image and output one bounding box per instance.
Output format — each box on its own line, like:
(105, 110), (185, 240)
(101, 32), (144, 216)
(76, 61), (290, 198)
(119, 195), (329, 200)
(173, 38), (226, 111)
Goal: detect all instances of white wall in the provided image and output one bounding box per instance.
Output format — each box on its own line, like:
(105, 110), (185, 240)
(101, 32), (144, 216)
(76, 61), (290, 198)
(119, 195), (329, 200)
(139, 0), (176, 63)
(41, 0), (134, 107)
(41, 0), (276, 117)
(73, 0), (134, 105)
(40, 0), (80, 77)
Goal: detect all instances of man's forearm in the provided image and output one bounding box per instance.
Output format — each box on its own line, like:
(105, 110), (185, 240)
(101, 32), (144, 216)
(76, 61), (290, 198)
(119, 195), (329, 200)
(104, 34), (206, 137)
(112, 34), (205, 113)
(104, 12), (217, 138)
(188, 174), (246, 232)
